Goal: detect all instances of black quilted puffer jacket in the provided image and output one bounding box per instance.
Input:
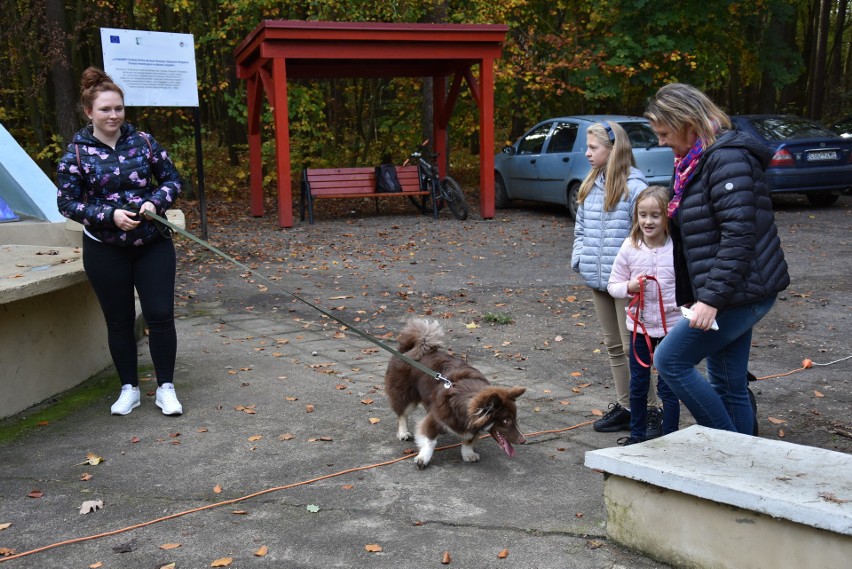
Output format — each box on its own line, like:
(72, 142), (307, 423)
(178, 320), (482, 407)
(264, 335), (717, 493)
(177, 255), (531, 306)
(670, 130), (790, 310)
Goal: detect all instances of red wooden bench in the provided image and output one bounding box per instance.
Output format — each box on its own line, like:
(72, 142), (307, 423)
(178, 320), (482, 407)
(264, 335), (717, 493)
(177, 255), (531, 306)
(300, 165), (437, 224)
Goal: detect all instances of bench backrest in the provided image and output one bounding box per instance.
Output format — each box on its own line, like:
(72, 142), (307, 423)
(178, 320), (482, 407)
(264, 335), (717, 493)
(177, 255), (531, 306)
(304, 165), (422, 195)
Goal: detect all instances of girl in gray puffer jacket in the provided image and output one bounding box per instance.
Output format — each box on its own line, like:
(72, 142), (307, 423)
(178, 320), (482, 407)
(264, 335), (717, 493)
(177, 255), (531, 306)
(571, 121), (661, 435)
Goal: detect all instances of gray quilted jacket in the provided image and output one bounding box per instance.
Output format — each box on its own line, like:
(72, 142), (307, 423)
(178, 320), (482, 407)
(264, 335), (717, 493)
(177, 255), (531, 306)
(571, 167), (646, 290)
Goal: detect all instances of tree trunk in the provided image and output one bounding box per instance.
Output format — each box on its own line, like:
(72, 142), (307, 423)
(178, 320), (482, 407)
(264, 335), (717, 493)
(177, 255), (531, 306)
(808, 0), (831, 119)
(46, 0), (77, 144)
(825, 0), (848, 119)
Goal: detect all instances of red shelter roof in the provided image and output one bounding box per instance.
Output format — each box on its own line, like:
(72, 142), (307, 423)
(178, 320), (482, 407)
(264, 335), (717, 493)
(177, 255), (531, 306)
(234, 20), (508, 226)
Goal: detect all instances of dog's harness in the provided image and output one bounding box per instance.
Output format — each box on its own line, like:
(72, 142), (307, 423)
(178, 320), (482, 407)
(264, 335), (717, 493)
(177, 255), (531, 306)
(626, 275), (668, 368)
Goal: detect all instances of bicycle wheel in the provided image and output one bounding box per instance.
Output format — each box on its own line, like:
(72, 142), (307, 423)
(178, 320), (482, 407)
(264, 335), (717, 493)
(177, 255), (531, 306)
(440, 176), (469, 220)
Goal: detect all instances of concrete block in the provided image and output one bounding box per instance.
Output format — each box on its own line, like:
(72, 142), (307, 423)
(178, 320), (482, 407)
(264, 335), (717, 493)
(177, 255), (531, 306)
(585, 425), (852, 568)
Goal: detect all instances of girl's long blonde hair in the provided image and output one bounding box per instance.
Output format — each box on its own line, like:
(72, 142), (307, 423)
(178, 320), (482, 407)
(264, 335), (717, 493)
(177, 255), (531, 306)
(577, 121), (636, 211)
(629, 185), (670, 248)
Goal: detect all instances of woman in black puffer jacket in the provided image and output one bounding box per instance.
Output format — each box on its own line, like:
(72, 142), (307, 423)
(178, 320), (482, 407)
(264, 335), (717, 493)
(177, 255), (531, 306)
(644, 83), (789, 435)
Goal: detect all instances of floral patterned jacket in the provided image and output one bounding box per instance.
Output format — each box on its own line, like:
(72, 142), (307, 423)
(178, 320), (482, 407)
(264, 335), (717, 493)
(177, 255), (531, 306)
(56, 123), (182, 246)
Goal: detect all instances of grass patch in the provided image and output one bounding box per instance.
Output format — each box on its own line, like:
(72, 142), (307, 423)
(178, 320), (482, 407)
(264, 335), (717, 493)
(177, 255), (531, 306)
(483, 312), (514, 325)
(0, 369), (143, 444)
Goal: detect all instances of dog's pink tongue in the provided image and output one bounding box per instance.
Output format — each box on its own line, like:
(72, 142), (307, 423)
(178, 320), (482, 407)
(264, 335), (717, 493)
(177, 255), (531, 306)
(491, 431), (516, 458)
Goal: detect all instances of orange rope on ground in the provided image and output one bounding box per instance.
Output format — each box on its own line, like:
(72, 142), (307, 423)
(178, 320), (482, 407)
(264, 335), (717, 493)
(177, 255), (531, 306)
(0, 420), (593, 563)
(5, 354), (848, 562)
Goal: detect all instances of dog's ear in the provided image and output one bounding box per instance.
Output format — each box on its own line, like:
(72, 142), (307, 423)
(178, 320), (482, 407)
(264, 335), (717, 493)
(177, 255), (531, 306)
(506, 387), (526, 400)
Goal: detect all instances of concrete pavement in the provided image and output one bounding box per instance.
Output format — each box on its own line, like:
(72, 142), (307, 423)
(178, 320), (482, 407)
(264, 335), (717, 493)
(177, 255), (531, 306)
(0, 305), (670, 568)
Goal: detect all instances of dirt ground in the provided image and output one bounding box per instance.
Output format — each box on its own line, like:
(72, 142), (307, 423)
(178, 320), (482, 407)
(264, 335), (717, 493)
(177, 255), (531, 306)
(173, 190), (852, 455)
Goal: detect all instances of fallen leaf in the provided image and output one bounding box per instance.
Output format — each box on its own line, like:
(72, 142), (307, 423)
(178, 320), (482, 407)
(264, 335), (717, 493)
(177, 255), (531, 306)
(365, 543), (382, 553)
(89, 563), (104, 568)
(248, 435), (263, 442)
(369, 418), (381, 424)
(819, 492), (850, 504)
(306, 404), (315, 413)
(0, 523), (10, 531)
(82, 452), (105, 466)
(778, 429), (786, 438)
(211, 557), (233, 567)
(80, 473), (93, 481)
(590, 409), (604, 417)
(198, 427), (209, 433)
(588, 539), (604, 549)
(570, 371), (582, 377)
(465, 322), (479, 329)
(79, 500), (103, 514)
(768, 416), (787, 424)
(255, 545), (269, 557)
(130, 437), (140, 444)
(361, 398), (374, 405)
(341, 484), (354, 490)
(279, 433), (295, 441)
(159, 563), (177, 569)
(814, 390), (824, 398)
(231, 510), (248, 515)
(213, 484), (222, 493)
(497, 548), (509, 558)
(160, 543), (182, 550)
(0, 547), (16, 556)
(441, 550), (452, 564)
(27, 490), (44, 499)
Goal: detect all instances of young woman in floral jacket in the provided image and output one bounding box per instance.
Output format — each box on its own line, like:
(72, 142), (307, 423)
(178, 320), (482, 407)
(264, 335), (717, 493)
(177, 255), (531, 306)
(56, 67), (184, 416)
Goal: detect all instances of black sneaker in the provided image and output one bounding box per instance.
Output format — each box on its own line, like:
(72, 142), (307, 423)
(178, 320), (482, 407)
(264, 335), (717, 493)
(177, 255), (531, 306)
(646, 407), (663, 439)
(617, 436), (643, 446)
(593, 403), (631, 432)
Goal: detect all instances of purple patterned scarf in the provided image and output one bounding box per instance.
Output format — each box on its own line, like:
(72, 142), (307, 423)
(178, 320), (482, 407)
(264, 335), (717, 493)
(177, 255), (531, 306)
(668, 137), (705, 218)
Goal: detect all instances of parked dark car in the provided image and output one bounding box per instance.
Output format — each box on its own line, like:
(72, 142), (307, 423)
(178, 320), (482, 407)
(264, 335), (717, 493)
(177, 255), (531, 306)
(730, 115), (852, 206)
(830, 116), (852, 138)
(494, 115), (674, 220)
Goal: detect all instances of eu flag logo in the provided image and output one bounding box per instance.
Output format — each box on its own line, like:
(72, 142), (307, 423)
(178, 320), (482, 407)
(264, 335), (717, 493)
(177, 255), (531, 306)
(110, 36), (120, 44)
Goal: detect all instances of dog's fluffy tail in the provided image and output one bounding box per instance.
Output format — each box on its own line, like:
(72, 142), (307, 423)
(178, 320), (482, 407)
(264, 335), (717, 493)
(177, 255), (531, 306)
(397, 318), (444, 361)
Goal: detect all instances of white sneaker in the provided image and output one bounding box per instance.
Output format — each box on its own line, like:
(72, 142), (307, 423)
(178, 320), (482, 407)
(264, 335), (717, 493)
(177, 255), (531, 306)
(155, 383), (183, 416)
(111, 385), (140, 415)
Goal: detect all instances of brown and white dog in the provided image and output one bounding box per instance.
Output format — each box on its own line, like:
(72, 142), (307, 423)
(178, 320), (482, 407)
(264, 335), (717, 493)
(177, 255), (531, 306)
(384, 318), (526, 468)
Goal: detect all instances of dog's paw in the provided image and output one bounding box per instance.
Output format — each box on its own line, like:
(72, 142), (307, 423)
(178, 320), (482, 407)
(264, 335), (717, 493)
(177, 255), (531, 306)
(462, 451), (480, 463)
(397, 431), (413, 442)
(415, 456), (430, 469)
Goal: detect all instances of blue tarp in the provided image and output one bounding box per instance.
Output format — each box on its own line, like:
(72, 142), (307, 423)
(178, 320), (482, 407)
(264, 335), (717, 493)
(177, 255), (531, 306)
(0, 194), (19, 222)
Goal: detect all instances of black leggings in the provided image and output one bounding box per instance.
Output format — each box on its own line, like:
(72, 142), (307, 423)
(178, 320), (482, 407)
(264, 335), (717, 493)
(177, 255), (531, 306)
(83, 235), (176, 387)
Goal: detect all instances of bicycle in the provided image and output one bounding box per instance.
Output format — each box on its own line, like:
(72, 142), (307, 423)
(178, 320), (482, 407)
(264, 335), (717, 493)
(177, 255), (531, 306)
(404, 139), (469, 220)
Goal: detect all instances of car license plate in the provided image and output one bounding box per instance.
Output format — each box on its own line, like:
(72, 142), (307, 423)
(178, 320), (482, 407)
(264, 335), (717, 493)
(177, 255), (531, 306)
(806, 150), (838, 161)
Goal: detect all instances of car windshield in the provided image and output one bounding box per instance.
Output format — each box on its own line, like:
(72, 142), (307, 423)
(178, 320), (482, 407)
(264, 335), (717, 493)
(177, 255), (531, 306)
(747, 116), (837, 140)
(619, 122), (659, 149)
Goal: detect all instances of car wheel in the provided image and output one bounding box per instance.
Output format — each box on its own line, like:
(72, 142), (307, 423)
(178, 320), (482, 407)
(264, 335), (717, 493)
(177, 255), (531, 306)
(567, 182), (580, 221)
(494, 173), (511, 209)
(806, 192), (839, 206)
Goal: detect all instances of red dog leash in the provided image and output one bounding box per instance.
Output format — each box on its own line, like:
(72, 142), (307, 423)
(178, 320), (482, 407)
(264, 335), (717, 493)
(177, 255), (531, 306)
(627, 275), (668, 368)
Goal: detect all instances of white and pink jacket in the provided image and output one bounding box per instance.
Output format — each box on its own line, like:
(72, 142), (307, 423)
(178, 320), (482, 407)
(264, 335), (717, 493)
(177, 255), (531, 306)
(607, 236), (680, 339)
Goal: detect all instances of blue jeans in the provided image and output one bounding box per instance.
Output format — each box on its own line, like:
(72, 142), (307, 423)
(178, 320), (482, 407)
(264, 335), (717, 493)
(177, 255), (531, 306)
(655, 296), (776, 434)
(629, 334), (680, 440)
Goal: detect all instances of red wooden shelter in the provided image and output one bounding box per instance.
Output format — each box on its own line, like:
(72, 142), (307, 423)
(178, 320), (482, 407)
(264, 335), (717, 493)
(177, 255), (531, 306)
(234, 20), (508, 227)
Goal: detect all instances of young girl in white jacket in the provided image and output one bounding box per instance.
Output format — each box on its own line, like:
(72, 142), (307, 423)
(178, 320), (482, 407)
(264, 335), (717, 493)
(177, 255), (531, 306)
(607, 185), (681, 444)
(572, 120), (660, 435)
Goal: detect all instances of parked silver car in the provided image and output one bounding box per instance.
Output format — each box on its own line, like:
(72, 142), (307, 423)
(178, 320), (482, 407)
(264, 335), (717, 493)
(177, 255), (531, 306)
(494, 115), (674, 219)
